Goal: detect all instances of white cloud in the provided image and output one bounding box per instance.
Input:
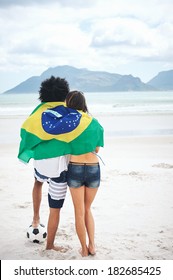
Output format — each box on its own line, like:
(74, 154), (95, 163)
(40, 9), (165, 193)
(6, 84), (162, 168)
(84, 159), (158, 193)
(90, 16), (173, 62)
(0, 0), (173, 92)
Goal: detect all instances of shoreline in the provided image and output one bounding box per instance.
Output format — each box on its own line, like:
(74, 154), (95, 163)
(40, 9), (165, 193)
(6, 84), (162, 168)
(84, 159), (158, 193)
(1, 111), (173, 117)
(1, 113), (173, 144)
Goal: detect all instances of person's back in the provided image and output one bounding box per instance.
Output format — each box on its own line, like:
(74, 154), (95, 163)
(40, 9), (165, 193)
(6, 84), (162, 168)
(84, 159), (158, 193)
(66, 90), (100, 165)
(18, 75), (70, 251)
(70, 152), (98, 163)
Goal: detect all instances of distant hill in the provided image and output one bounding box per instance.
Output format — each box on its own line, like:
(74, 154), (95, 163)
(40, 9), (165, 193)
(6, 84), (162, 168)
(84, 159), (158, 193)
(3, 65), (155, 93)
(147, 70), (173, 90)
(112, 75), (153, 91)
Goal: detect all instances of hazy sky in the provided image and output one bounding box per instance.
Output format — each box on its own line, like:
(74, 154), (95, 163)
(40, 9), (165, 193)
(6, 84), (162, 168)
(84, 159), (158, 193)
(0, 0), (173, 92)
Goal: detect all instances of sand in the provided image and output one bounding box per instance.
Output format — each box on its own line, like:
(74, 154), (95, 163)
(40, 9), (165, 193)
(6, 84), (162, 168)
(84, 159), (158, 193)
(0, 114), (173, 260)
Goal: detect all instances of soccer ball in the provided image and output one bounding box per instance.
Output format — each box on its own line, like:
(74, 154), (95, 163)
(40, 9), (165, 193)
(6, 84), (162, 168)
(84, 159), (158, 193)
(27, 224), (47, 243)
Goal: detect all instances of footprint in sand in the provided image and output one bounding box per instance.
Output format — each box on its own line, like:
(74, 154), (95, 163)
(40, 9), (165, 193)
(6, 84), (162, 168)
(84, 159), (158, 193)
(14, 202), (31, 209)
(119, 171), (148, 181)
(40, 245), (72, 258)
(152, 163), (173, 169)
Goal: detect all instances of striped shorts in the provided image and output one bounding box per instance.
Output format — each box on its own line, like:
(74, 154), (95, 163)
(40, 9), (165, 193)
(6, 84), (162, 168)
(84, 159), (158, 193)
(34, 168), (67, 209)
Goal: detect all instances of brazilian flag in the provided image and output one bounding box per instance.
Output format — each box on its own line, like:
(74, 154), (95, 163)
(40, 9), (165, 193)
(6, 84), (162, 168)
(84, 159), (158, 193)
(18, 102), (104, 163)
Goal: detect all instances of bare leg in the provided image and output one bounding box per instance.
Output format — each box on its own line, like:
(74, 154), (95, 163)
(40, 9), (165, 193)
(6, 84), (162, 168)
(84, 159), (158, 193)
(46, 207), (62, 251)
(32, 179), (43, 227)
(85, 187), (98, 255)
(70, 186), (89, 257)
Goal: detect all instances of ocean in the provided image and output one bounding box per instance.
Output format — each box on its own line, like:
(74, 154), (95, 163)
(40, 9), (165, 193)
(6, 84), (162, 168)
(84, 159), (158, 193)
(0, 91), (173, 138)
(0, 91), (173, 116)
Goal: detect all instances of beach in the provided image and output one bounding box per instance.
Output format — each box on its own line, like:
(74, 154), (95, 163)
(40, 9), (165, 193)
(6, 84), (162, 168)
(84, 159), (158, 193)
(0, 113), (173, 260)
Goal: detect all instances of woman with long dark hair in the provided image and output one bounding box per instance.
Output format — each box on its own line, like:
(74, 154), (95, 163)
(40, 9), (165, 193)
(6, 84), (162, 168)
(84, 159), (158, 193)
(66, 91), (104, 257)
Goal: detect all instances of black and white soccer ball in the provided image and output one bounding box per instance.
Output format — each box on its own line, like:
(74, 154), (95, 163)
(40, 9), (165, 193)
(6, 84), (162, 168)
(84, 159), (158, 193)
(27, 224), (47, 243)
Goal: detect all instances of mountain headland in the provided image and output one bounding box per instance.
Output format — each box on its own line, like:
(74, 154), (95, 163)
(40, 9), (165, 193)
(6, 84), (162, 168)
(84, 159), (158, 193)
(3, 66), (173, 93)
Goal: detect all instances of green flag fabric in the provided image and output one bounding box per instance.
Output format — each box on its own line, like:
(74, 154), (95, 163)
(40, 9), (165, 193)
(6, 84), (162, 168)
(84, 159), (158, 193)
(18, 102), (104, 163)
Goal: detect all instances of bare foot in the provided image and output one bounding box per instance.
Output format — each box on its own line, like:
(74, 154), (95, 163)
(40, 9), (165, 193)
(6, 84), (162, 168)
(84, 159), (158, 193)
(46, 245), (68, 253)
(88, 245), (96, 256)
(79, 248), (89, 257)
(53, 245), (68, 253)
(32, 219), (40, 228)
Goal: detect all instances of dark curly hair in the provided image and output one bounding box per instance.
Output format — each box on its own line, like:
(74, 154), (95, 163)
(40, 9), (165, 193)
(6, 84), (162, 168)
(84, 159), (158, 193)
(66, 90), (88, 113)
(38, 76), (70, 102)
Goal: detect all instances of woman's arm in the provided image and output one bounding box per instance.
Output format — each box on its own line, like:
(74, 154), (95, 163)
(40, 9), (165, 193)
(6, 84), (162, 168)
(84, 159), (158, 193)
(95, 146), (100, 153)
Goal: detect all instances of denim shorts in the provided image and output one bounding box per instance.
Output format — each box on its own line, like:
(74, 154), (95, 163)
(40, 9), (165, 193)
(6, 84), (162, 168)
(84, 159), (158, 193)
(67, 163), (100, 188)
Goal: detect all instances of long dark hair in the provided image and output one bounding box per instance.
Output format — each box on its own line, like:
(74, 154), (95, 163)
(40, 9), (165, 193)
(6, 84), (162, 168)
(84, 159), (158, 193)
(66, 90), (89, 113)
